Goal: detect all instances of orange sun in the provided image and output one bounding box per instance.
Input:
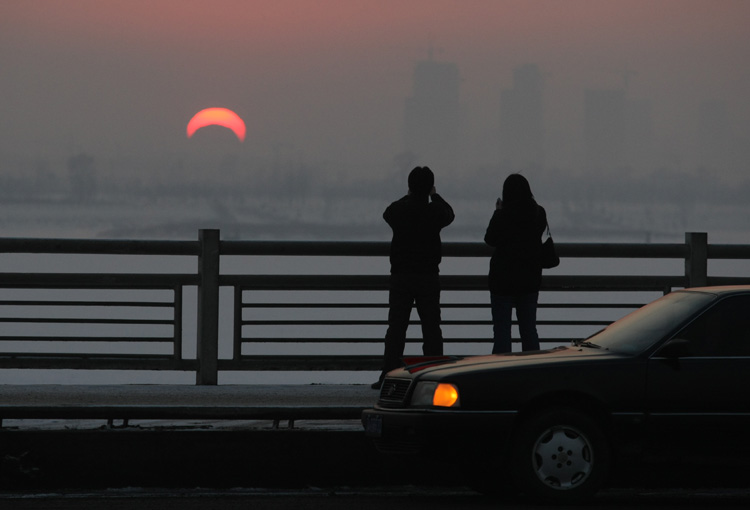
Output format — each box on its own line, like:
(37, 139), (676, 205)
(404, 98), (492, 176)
(187, 107), (246, 142)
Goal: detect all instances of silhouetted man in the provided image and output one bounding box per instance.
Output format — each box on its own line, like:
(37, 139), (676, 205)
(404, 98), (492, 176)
(373, 166), (455, 389)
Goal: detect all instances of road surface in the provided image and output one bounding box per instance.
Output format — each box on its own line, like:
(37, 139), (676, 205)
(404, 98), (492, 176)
(3, 486), (750, 509)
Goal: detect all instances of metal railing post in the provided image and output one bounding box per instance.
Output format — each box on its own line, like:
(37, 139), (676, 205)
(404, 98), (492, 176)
(196, 229), (220, 385)
(685, 232), (708, 288)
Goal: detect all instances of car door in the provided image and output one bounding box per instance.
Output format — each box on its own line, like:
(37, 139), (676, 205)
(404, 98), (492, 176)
(644, 294), (750, 462)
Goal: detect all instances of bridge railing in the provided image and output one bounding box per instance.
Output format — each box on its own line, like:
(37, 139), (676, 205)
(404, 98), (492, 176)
(1, 231), (749, 384)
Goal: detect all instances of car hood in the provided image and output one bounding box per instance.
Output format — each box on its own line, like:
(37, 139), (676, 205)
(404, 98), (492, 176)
(398, 345), (630, 380)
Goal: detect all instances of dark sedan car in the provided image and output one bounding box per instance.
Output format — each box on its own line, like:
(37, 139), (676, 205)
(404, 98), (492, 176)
(362, 286), (750, 502)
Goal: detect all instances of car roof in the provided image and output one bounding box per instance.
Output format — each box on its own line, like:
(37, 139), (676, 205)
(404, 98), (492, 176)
(681, 285), (750, 295)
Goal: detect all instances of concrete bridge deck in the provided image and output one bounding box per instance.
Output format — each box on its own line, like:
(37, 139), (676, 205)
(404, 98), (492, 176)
(0, 384), (377, 427)
(0, 385), (395, 490)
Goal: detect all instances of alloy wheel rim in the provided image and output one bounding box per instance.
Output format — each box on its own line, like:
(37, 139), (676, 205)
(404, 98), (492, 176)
(531, 424), (593, 490)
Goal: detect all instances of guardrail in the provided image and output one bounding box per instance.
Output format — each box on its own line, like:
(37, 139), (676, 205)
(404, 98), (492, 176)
(1, 230), (749, 385)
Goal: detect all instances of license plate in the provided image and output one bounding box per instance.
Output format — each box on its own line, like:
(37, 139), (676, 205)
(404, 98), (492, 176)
(364, 414), (382, 437)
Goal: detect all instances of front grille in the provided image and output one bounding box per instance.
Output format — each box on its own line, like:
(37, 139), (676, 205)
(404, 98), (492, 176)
(377, 377), (412, 408)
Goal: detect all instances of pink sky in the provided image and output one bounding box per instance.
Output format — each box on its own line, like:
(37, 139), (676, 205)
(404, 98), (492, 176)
(2, 0), (749, 178)
(9, 1), (746, 56)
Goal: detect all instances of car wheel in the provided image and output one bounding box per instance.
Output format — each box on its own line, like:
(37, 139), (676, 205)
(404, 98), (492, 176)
(510, 407), (610, 503)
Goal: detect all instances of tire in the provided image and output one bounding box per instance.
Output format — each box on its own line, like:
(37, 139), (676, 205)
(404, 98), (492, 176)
(510, 407), (610, 503)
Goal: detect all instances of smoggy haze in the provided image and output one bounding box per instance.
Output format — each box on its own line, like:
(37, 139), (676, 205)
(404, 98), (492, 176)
(2, 0), (749, 190)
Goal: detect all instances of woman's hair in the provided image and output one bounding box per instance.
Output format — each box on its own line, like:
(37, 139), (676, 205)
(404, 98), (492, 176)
(502, 174), (535, 205)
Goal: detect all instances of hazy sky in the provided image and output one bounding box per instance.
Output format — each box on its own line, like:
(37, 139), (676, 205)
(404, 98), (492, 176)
(2, 0), (749, 182)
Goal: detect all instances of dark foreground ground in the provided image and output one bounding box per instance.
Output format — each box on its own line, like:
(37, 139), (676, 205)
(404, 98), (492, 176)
(5, 487), (750, 510)
(2, 424), (750, 496)
(1, 427), (381, 489)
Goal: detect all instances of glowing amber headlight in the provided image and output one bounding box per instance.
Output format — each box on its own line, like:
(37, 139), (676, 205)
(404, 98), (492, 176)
(411, 381), (461, 408)
(432, 383), (460, 407)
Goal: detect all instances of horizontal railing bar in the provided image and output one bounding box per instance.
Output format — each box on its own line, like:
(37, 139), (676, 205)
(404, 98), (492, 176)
(0, 357), (197, 370)
(0, 336), (176, 342)
(0, 273), (198, 288)
(0, 300), (174, 307)
(221, 240), (391, 257)
(223, 355), (383, 371)
(707, 276), (750, 285)
(555, 243), (687, 259)
(241, 320), (388, 326)
(0, 238), (733, 260)
(240, 302), (644, 310)
(0, 238), (199, 256)
(223, 347), (577, 371)
(708, 245), (750, 259)
(541, 275), (683, 291)
(226, 274), (683, 291)
(541, 303), (641, 309)
(239, 338), (395, 343)
(220, 241), (689, 259)
(0, 353), (178, 359)
(237, 337), (581, 344)
(0, 318), (174, 325)
(226, 275), (388, 290)
(242, 303), (391, 308)
(240, 319), (612, 326)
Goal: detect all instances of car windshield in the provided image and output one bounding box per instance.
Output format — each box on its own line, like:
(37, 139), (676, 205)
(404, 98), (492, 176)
(579, 291), (717, 355)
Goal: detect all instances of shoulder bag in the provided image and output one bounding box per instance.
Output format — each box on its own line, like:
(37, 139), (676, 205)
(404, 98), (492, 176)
(541, 223), (560, 269)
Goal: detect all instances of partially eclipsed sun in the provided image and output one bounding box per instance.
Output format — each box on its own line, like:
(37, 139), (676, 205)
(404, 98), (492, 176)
(187, 107), (246, 142)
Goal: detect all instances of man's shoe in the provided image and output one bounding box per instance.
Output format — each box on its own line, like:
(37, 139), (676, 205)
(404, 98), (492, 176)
(371, 379), (383, 390)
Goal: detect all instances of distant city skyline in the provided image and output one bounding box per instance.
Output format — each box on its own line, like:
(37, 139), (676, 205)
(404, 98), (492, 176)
(2, 0), (748, 191)
(4, 55), (745, 180)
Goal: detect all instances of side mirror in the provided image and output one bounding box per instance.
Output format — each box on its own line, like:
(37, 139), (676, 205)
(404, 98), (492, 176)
(655, 338), (691, 358)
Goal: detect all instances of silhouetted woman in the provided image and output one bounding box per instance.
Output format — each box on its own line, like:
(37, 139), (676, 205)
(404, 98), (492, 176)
(484, 174), (547, 353)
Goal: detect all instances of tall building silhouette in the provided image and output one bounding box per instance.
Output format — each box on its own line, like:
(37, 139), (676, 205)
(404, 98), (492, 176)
(404, 58), (460, 169)
(499, 64), (545, 170)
